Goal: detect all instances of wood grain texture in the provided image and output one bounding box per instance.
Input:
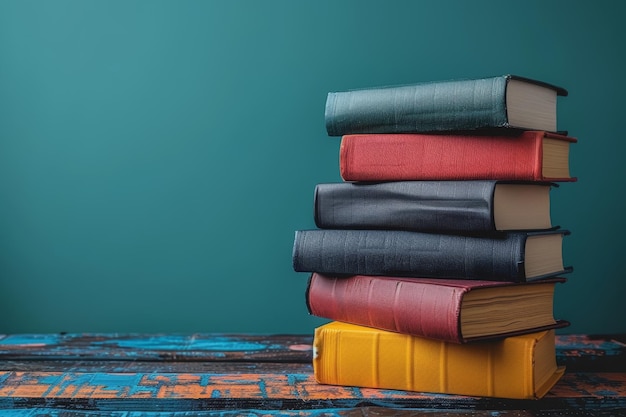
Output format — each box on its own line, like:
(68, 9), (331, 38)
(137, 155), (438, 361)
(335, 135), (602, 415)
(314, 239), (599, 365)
(0, 333), (314, 362)
(0, 333), (624, 414)
(3, 408), (624, 417)
(0, 371), (625, 410)
(556, 334), (626, 371)
(1, 333), (623, 370)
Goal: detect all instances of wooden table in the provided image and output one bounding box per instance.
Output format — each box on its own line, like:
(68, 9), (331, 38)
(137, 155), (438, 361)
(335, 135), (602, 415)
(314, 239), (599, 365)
(0, 332), (624, 416)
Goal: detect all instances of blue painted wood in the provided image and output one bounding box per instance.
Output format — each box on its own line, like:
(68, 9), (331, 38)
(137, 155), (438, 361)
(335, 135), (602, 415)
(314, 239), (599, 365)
(0, 370), (624, 411)
(1, 333), (624, 371)
(2, 408), (621, 417)
(0, 333), (314, 362)
(556, 334), (626, 371)
(0, 359), (314, 373)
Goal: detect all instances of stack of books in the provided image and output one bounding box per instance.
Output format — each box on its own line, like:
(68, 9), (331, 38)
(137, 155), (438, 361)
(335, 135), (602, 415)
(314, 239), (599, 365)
(292, 75), (577, 399)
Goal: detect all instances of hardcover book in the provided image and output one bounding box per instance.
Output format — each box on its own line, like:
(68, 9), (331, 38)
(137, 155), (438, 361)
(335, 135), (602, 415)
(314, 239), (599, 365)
(313, 321), (565, 399)
(292, 229), (571, 282)
(306, 273), (569, 343)
(325, 75), (567, 136)
(314, 180), (554, 233)
(339, 130), (576, 182)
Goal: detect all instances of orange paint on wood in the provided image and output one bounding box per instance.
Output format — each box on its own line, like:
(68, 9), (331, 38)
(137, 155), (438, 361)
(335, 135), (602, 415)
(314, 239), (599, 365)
(0, 371), (625, 401)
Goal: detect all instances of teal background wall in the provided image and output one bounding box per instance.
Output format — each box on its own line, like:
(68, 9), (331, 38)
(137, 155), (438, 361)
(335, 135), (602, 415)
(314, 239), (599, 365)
(0, 0), (624, 335)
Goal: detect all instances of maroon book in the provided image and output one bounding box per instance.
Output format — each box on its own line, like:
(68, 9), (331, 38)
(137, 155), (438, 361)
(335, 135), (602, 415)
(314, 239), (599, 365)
(306, 273), (569, 343)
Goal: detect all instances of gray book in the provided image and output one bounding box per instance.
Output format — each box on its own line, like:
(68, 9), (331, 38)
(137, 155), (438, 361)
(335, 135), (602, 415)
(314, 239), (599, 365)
(314, 181), (555, 233)
(292, 229), (571, 282)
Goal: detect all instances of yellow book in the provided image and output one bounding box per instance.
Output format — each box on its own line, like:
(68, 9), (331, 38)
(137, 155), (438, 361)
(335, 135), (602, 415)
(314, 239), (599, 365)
(313, 321), (565, 399)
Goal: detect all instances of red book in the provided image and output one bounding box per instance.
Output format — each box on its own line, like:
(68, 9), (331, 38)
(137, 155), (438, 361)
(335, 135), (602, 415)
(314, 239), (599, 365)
(339, 130), (577, 182)
(306, 273), (569, 343)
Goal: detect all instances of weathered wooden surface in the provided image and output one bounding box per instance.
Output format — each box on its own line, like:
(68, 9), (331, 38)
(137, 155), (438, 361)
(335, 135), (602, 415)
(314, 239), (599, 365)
(0, 333), (314, 362)
(1, 333), (624, 369)
(0, 370), (625, 410)
(1, 409), (624, 417)
(0, 333), (624, 415)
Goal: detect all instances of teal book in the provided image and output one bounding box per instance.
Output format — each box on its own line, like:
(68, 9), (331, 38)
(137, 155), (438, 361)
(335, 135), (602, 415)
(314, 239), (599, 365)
(325, 75), (568, 136)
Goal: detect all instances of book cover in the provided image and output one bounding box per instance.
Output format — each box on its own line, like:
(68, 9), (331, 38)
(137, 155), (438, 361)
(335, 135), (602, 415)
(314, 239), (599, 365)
(339, 130), (577, 182)
(306, 273), (569, 343)
(325, 74), (568, 135)
(314, 180), (555, 233)
(313, 321), (565, 399)
(292, 229), (572, 282)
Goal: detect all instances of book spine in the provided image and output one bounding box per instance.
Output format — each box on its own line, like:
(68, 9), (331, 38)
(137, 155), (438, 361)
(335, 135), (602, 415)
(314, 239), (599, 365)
(313, 322), (550, 399)
(339, 131), (548, 182)
(292, 229), (526, 282)
(314, 181), (497, 233)
(325, 76), (508, 136)
(307, 273), (464, 342)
